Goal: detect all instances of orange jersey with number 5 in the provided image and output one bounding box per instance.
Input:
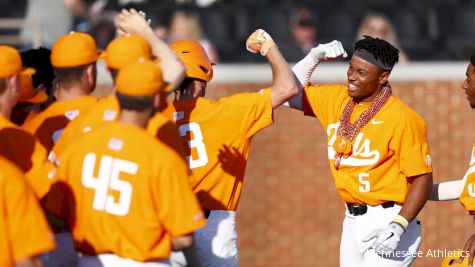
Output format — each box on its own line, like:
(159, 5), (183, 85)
(0, 157), (55, 266)
(52, 121), (205, 261)
(151, 89), (274, 211)
(303, 84), (432, 205)
(459, 144), (475, 213)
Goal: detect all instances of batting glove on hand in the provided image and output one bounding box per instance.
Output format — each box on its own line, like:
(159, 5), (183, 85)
(246, 29), (276, 56)
(362, 222), (405, 255)
(310, 40), (347, 63)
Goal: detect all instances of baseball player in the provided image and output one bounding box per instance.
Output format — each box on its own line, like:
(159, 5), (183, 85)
(22, 32), (100, 153)
(51, 8), (186, 162)
(0, 156), (55, 267)
(147, 29), (297, 266)
(287, 36), (433, 266)
(430, 52), (475, 266)
(49, 59), (205, 267)
(0, 45), (55, 199)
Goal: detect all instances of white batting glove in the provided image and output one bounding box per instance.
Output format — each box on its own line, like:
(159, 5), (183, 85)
(310, 40), (347, 62)
(246, 29), (276, 56)
(362, 222), (405, 255)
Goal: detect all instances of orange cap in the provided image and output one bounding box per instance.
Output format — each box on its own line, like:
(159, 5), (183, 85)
(116, 59), (169, 96)
(18, 74), (48, 103)
(104, 35), (153, 70)
(170, 40), (213, 82)
(0, 46), (35, 78)
(51, 32), (101, 67)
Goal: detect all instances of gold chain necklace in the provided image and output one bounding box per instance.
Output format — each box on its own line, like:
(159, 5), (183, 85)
(333, 85), (392, 169)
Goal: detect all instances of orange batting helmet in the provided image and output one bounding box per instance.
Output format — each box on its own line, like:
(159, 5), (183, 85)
(441, 250), (470, 267)
(170, 40), (213, 82)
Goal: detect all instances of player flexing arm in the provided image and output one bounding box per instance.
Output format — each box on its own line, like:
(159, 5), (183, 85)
(115, 8), (185, 88)
(246, 29), (298, 108)
(288, 37), (432, 266)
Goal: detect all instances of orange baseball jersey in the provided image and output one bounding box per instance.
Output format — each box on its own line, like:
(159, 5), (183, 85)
(459, 144), (475, 213)
(22, 95), (98, 152)
(153, 88), (274, 211)
(52, 95), (187, 164)
(0, 157), (55, 266)
(0, 114), (55, 198)
(303, 84), (432, 205)
(52, 95), (118, 159)
(53, 121), (205, 261)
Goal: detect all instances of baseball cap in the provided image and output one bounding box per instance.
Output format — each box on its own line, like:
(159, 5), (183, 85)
(104, 35), (153, 70)
(18, 74), (48, 103)
(0, 46), (35, 78)
(116, 59), (169, 97)
(51, 32), (101, 67)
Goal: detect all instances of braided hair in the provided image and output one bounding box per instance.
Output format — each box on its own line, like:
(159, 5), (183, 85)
(354, 35), (399, 70)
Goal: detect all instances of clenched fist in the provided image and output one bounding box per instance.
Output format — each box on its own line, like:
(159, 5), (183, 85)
(246, 29), (276, 56)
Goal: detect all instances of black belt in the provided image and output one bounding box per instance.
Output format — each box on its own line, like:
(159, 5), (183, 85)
(346, 202), (395, 216)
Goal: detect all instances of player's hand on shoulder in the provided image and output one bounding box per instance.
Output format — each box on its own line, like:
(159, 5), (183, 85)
(246, 29), (276, 56)
(310, 40), (347, 62)
(362, 222), (405, 255)
(115, 8), (152, 36)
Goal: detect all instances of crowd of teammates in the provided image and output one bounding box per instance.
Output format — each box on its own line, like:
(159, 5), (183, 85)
(0, 7), (298, 267)
(2, 6), (475, 267)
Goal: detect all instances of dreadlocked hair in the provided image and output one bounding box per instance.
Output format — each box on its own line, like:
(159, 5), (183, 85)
(354, 35), (399, 69)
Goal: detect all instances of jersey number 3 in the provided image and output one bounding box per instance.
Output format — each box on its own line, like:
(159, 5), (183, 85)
(82, 153), (137, 216)
(179, 122), (209, 169)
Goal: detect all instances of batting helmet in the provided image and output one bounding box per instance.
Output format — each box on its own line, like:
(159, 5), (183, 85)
(441, 250), (469, 267)
(170, 40), (213, 82)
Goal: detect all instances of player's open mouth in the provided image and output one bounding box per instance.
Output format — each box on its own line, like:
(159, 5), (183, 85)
(348, 83), (358, 92)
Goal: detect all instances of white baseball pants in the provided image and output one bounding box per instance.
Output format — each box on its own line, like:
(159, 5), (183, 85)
(79, 254), (171, 267)
(340, 204), (422, 267)
(171, 210), (238, 267)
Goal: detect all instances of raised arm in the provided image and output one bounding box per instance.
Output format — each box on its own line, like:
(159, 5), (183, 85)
(115, 9), (186, 89)
(245, 29), (298, 109)
(287, 41), (347, 110)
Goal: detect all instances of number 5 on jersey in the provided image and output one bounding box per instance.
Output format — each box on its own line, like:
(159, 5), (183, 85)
(179, 122), (208, 169)
(82, 153), (137, 216)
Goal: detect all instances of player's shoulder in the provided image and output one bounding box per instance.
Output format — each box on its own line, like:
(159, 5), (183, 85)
(0, 157), (25, 186)
(387, 95), (426, 126)
(215, 88), (270, 108)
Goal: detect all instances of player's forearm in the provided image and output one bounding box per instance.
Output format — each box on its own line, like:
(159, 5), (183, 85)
(141, 27), (186, 87)
(399, 172), (433, 222)
(267, 47), (298, 109)
(430, 179), (464, 201)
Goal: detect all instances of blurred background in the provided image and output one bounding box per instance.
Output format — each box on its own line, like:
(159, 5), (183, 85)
(2, 0), (475, 266)
(1, 0), (475, 62)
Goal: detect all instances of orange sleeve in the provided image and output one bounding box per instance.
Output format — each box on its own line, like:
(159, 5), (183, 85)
(221, 88), (274, 139)
(302, 84), (348, 127)
(5, 167), (55, 262)
(154, 151), (206, 236)
(390, 115), (433, 177)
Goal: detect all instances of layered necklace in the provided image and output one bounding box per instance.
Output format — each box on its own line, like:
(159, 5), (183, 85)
(333, 85), (393, 169)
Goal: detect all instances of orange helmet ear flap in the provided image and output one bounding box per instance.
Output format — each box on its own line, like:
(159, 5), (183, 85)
(171, 40), (213, 82)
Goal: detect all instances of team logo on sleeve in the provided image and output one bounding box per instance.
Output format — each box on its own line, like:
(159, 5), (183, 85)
(425, 154), (432, 166)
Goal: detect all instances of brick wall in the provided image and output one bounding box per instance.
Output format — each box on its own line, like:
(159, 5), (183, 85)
(201, 81), (474, 267)
(97, 80), (474, 266)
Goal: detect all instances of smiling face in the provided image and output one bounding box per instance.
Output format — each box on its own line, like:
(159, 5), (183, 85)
(462, 63), (475, 109)
(346, 55), (389, 102)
